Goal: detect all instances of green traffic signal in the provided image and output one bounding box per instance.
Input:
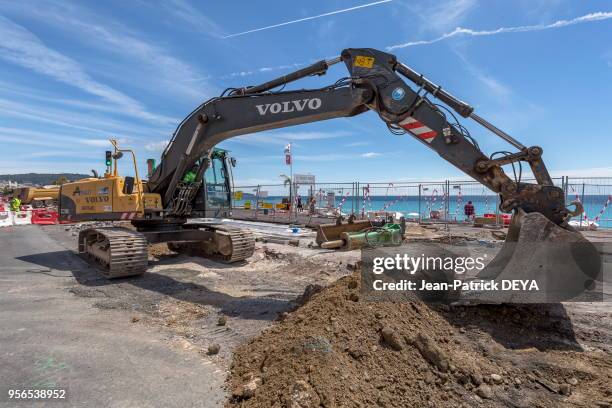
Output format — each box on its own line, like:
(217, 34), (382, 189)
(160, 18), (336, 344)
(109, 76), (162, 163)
(105, 150), (112, 166)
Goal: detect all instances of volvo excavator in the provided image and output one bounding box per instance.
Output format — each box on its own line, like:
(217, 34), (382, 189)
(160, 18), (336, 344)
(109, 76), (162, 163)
(59, 48), (600, 302)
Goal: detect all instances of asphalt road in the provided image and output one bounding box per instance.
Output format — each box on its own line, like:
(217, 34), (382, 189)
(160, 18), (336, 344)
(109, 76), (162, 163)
(0, 225), (225, 408)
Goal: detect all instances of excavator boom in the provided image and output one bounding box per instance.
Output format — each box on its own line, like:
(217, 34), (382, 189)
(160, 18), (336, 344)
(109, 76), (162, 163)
(149, 48), (567, 225)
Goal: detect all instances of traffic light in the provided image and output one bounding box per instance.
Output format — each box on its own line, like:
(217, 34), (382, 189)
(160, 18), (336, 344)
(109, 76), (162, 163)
(105, 151), (112, 167)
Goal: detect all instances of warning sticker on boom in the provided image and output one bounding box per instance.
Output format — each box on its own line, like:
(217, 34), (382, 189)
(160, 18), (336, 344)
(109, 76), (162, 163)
(354, 56), (374, 68)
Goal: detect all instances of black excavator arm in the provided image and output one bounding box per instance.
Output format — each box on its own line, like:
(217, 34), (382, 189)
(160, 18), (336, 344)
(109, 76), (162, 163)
(148, 48), (569, 224)
(147, 85), (371, 208)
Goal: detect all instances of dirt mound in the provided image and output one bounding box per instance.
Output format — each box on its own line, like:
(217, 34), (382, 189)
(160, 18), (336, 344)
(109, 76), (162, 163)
(226, 273), (611, 407)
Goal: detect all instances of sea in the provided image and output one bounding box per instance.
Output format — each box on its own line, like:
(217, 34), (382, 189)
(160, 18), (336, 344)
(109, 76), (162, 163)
(234, 194), (611, 229)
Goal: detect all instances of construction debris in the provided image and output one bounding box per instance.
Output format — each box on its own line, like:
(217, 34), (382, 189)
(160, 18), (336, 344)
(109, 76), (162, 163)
(208, 343), (221, 355)
(226, 272), (612, 407)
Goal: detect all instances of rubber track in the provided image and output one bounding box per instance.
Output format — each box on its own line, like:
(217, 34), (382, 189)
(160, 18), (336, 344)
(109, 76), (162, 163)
(79, 227), (148, 278)
(208, 224), (255, 262)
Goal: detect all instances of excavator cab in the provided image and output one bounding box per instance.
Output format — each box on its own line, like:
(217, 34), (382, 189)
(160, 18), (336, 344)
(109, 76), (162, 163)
(192, 148), (234, 218)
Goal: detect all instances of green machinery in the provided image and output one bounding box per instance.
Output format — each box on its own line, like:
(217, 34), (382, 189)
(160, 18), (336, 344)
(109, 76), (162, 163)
(320, 223), (403, 250)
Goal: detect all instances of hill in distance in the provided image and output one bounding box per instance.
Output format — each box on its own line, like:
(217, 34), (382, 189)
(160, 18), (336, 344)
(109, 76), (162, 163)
(0, 173), (90, 185)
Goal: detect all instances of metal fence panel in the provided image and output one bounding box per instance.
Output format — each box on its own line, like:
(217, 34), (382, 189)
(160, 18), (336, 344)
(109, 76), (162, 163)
(565, 177), (612, 229)
(231, 176), (611, 228)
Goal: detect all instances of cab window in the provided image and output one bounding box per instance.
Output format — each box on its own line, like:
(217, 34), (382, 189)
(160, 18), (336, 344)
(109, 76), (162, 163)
(204, 157), (229, 208)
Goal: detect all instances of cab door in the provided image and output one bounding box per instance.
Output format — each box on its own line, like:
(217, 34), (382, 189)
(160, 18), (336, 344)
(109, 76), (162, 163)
(200, 156), (231, 218)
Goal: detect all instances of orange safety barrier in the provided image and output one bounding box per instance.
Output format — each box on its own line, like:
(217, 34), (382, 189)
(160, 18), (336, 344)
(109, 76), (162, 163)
(31, 209), (59, 225)
(483, 213), (512, 225)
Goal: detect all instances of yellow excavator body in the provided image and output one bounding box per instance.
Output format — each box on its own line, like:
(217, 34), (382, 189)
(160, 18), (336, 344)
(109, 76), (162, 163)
(58, 140), (254, 278)
(15, 186), (59, 205)
(59, 175), (162, 222)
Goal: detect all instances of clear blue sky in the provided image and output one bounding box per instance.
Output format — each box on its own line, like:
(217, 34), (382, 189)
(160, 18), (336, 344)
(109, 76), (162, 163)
(1, 1), (611, 185)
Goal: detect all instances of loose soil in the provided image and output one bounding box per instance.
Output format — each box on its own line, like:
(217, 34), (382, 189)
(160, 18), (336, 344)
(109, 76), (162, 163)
(226, 272), (612, 408)
(43, 222), (611, 407)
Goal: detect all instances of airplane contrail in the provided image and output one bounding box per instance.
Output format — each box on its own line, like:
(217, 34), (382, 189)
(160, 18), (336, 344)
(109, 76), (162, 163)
(224, 0), (392, 39)
(387, 11), (612, 51)
(221, 11), (611, 78)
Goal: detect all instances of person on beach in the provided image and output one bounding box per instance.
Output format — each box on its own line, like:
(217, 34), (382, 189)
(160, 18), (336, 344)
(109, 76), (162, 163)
(464, 201), (475, 221)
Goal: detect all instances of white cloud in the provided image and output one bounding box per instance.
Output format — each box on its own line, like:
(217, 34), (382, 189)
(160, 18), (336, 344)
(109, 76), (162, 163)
(221, 62), (308, 80)
(283, 131), (351, 141)
(220, 70), (254, 80)
(294, 153), (349, 162)
(414, 0), (476, 32)
(18, 150), (99, 159)
(0, 159), (97, 174)
(237, 151), (387, 163)
(604, 50), (612, 68)
(223, 11), (612, 83)
(160, 0), (227, 37)
(452, 50), (512, 99)
(0, 1), (215, 101)
(231, 131), (351, 146)
(549, 166), (612, 178)
(145, 140), (170, 152)
(259, 63), (305, 73)
(0, 127), (121, 148)
(361, 152), (382, 158)
(387, 11), (612, 51)
(346, 141), (370, 147)
(0, 80), (179, 124)
(0, 99), (168, 139)
(0, 15), (171, 124)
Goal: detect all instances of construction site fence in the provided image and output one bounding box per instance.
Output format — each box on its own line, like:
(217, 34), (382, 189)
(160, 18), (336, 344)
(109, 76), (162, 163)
(231, 176), (612, 228)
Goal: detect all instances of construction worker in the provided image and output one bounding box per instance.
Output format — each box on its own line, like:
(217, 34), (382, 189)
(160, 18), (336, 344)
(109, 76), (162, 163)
(9, 196), (21, 212)
(182, 165), (198, 183)
(464, 200), (475, 221)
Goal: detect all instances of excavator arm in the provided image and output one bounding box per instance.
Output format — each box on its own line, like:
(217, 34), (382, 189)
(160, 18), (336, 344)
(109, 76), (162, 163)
(148, 84), (371, 208)
(148, 47), (569, 225)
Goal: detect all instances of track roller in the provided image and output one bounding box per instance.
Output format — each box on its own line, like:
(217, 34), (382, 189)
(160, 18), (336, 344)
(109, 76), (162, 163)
(208, 224), (255, 262)
(78, 227), (148, 278)
(167, 224), (255, 263)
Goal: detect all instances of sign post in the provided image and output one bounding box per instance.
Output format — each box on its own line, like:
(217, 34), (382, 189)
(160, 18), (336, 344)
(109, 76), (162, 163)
(284, 143), (293, 217)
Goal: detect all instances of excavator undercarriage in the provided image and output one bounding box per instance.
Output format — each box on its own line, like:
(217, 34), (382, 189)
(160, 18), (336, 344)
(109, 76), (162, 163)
(78, 222), (255, 277)
(79, 227), (148, 278)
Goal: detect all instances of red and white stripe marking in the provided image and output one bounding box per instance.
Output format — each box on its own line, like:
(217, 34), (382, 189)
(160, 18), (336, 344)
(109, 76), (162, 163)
(380, 193), (406, 212)
(361, 185), (371, 217)
(426, 188), (438, 214)
(454, 187), (463, 216)
(398, 116), (437, 144)
(120, 212), (136, 220)
(593, 195), (611, 222)
(336, 190), (351, 211)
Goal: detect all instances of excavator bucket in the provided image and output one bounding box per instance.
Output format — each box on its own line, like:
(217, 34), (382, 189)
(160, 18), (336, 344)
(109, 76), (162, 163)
(461, 210), (602, 303)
